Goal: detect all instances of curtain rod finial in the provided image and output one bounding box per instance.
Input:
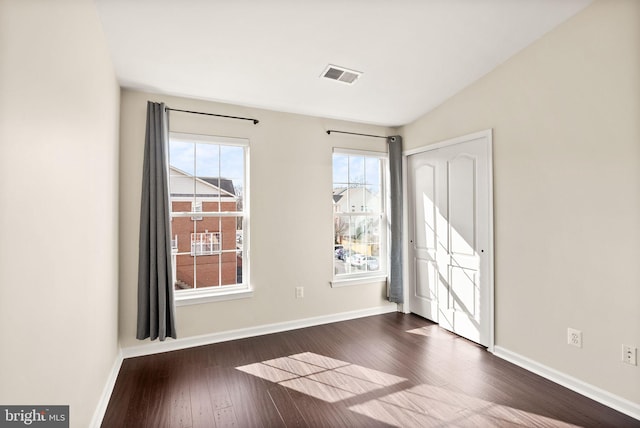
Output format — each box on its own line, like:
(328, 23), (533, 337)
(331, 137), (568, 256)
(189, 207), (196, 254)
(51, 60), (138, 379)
(325, 129), (386, 139)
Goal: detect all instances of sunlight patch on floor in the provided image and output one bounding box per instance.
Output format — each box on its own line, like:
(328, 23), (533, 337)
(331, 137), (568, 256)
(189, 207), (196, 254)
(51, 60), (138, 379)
(335, 363), (406, 386)
(236, 352), (581, 428)
(289, 351), (351, 369)
(236, 352), (406, 403)
(280, 377), (356, 403)
(261, 356), (327, 376)
(349, 383), (582, 428)
(235, 361), (299, 383)
(406, 325), (452, 337)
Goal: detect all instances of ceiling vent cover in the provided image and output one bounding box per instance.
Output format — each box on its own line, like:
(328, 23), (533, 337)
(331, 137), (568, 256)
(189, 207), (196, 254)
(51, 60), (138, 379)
(321, 64), (362, 85)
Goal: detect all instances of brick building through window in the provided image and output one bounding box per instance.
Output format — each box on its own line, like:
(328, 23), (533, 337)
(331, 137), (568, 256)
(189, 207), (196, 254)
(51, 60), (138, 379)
(169, 166), (242, 290)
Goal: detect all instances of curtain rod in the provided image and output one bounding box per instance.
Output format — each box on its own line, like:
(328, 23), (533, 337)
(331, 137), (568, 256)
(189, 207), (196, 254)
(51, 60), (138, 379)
(326, 130), (388, 139)
(165, 107), (259, 125)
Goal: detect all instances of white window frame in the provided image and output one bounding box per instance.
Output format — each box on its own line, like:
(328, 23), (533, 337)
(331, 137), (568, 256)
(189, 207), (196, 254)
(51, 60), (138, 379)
(331, 148), (389, 287)
(168, 132), (252, 305)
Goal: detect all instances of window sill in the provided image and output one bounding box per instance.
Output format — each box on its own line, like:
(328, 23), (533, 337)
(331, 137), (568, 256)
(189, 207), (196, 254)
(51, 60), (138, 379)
(175, 286), (253, 306)
(331, 275), (387, 288)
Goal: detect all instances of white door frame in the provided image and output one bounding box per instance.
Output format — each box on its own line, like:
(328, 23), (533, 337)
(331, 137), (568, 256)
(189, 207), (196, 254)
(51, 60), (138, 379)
(402, 129), (495, 352)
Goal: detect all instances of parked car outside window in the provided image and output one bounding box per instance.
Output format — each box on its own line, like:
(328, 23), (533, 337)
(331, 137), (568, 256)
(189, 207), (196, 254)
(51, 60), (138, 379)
(365, 256), (379, 271)
(350, 253), (366, 267)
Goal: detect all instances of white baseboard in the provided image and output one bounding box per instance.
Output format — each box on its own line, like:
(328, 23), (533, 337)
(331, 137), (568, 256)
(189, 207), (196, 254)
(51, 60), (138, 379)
(493, 346), (640, 421)
(122, 304), (398, 359)
(89, 349), (124, 428)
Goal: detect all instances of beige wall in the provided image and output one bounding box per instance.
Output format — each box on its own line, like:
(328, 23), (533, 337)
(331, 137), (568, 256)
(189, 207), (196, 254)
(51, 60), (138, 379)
(0, 0), (120, 426)
(401, 0), (640, 404)
(119, 89), (396, 348)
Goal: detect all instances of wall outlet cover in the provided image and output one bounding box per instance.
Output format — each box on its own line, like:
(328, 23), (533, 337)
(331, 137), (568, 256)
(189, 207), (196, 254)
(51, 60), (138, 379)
(622, 345), (637, 366)
(567, 328), (582, 348)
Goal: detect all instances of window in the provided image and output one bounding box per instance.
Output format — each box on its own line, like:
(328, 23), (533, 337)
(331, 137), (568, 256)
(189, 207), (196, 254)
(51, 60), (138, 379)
(191, 201), (203, 220)
(332, 149), (387, 284)
(190, 231), (221, 256)
(168, 132), (250, 304)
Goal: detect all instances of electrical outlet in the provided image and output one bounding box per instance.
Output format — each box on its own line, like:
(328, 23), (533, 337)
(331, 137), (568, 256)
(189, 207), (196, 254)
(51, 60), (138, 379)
(295, 286), (304, 299)
(567, 328), (582, 348)
(622, 345), (637, 366)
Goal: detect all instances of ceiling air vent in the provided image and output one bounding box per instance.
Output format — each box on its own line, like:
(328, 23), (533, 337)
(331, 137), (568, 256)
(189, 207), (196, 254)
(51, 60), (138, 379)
(321, 64), (362, 85)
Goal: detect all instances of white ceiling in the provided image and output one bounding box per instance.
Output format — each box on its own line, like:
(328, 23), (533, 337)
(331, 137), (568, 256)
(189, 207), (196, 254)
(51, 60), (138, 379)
(95, 0), (591, 127)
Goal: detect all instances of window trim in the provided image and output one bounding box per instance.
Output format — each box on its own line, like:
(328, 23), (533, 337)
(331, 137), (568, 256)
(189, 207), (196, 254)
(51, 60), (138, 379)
(168, 132), (251, 304)
(331, 148), (389, 286)
(175, 286), (253, 306)
(330, 275), (387, 288)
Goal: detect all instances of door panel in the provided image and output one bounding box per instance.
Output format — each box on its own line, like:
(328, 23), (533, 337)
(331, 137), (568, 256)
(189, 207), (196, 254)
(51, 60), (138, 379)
(409, 161), (438, 320)
(414, 164), (436, 251)
(408, 133), (492, 347)
(450, 266), (476, 316)
(448, 155), (476, 256)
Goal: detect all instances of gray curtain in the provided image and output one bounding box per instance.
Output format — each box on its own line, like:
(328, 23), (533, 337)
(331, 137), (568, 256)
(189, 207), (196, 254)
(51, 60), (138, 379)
(388, 136), (403, 303)
(136, 101), (177, 341)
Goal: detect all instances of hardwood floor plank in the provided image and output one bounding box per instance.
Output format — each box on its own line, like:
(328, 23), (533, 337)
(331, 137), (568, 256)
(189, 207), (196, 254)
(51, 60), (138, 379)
(285, 388), (391, 428)
(204, 366), (238, 427)
(188, 368), (217, 428)
(141, 375), (173, 428)
(217, 365), (284, 427)
(100, 363), (135, 428)
(267, 383), (308, 427)
(167, 372), (193, 428)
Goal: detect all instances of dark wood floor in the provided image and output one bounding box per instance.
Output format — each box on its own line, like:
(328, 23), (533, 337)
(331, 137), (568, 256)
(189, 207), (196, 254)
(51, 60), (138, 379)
(102, 313), (638, 427)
